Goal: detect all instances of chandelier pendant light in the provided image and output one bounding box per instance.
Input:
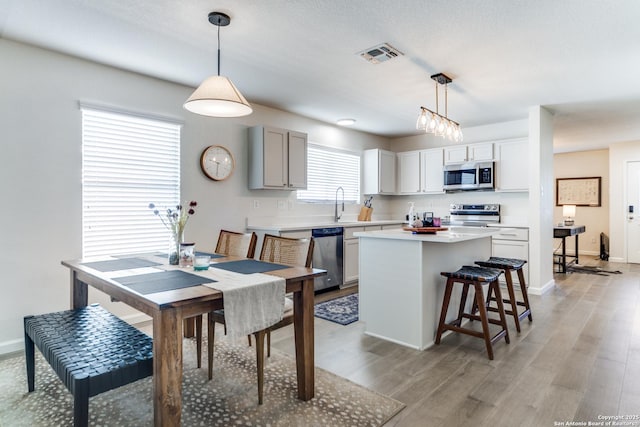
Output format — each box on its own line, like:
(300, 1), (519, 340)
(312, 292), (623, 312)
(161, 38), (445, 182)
(184, 12), (253, 117)
(416, 73), (463, 142)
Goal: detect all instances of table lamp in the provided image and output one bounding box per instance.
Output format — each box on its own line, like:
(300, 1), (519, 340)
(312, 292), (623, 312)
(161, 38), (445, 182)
(563, 205), (576, 226)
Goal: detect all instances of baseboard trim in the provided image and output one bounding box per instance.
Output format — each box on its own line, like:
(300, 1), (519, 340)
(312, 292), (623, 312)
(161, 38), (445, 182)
(0, 339), (24, 356)
(528, 279), (555, 295)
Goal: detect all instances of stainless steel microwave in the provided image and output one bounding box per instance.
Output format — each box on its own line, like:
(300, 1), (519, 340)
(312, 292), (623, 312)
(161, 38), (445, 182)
(443, 161), (495, 191)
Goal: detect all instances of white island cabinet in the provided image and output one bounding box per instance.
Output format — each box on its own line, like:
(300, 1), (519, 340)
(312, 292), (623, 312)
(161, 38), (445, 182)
(355, 227), (497, 350)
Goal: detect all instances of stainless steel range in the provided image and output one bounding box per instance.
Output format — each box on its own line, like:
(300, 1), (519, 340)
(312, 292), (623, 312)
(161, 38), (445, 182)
(449, 203), (500, 226)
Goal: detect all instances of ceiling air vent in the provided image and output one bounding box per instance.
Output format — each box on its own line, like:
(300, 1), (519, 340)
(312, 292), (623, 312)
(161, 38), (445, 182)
(358, 43), (404, 64)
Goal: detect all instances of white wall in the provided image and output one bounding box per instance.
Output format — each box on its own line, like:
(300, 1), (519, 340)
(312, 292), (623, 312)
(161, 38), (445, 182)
(0, 39), (389, 354)
(553, 149), (609, 256)
(609, 140), (640, 262)
(528, 106), (555, 295)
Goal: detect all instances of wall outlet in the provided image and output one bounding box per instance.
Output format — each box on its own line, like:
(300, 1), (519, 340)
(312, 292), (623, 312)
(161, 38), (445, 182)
(277, 200), (286, 210)
(591, 237), (596, 244)
(253, 200), (260, 209)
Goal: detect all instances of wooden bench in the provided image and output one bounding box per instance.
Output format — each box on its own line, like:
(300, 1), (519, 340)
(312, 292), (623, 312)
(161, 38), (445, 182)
(24, 303), (153, 427)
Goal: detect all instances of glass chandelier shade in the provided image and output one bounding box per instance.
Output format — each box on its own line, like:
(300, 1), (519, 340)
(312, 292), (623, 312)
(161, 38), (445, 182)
(416, 73), (463, 142)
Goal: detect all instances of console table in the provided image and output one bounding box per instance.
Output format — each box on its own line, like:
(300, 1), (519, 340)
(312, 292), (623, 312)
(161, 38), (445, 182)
(554, 225), (586, 273)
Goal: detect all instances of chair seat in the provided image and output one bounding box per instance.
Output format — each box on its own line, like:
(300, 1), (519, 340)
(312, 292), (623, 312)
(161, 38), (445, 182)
(441, 265), (502, 282)
(476, 256), (526, 270)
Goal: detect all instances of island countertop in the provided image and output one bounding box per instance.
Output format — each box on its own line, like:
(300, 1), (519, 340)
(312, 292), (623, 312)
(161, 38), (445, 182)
(354, 226), (499, 243)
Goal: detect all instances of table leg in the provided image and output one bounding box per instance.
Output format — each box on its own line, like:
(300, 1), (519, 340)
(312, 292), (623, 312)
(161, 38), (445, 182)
(561, 236), (567, 273)
(183, 317), (195, 338)
(70, 270), (88, 309)
(293, 278), (315, 401)
(575, 234), (579, 265)
(152, 308), (183, 427)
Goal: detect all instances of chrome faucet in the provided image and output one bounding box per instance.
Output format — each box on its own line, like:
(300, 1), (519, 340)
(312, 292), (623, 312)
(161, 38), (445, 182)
(335, 186), (344, 222)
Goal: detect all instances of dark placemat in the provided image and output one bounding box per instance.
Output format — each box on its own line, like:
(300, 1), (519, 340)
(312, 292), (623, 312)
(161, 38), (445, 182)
(114, 270), (216, 295)
(211, 259), (290, 274)
(82, 258), (162, 272)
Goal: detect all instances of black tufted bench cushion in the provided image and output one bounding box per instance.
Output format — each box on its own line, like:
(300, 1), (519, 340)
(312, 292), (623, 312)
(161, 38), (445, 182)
(24, 303), (153, 427)
(441, 265), (503, 282)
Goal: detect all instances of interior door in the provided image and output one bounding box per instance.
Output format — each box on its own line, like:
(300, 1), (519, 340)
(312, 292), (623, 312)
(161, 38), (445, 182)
(627, 161), (640, 263)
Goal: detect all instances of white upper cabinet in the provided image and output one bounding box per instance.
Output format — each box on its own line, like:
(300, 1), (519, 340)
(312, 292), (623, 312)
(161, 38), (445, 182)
(444, 145), (468, 164)
(495, 138), (529, 192)
(397, 151), (421, 194)
(444, 142), (494, 164)
(249, 126), (307, 190)
(397, 148), (444, 194)
(421, 148), (445, 193)
(363, 149), (396, 195)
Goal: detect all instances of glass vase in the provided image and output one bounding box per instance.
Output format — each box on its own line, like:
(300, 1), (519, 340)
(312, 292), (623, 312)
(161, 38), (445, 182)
(168, 230), (184, 265)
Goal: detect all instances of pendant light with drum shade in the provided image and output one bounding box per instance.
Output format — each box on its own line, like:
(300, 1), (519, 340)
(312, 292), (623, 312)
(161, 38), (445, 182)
(184, 12), (252, 117)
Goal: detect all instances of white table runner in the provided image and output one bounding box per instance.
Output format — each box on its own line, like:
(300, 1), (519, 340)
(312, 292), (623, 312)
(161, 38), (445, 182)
(201, 268), (286, 338)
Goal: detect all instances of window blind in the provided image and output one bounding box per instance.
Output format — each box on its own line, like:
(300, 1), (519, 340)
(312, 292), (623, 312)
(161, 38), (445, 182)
(81, 106), (181, 257)
(297, 144), (360, 202)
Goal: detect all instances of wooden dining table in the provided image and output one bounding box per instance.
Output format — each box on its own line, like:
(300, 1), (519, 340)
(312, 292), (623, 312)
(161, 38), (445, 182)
(61, 254), (326, 426)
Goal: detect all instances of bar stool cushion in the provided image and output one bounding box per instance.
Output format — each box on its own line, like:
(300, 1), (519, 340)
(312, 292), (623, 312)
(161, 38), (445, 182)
(476, 256), (526, 270)
(441, 265), (502, 282)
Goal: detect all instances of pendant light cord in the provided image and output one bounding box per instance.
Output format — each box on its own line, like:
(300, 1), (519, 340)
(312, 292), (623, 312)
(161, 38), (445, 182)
(217, 19), (221, 76)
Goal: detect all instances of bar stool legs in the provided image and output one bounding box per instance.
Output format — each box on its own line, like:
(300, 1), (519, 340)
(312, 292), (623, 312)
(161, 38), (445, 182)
(476, 257), (532, 333)
(436, 266), (510, 360)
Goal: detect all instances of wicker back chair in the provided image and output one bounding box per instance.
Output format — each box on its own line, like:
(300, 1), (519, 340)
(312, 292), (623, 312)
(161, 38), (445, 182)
(215, 230), (257, 258)
(208, 234), (315, 405)
(259, 234), (314, 268)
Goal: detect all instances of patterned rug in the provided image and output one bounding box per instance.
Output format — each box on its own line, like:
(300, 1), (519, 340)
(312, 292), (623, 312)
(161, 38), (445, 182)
(314, 293), (359, 325)
(0, 335), (403, 426)
(567, 265), (623, 276)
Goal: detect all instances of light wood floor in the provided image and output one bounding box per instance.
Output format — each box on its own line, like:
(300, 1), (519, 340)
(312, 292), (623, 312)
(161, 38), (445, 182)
(269, 257), (640, 426)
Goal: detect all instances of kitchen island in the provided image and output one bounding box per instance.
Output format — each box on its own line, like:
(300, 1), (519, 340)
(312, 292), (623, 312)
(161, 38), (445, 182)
(354, 227), (498, 350)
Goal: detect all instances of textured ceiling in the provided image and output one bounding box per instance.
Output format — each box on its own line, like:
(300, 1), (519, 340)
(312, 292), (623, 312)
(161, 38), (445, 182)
(2, 0), (640, 152)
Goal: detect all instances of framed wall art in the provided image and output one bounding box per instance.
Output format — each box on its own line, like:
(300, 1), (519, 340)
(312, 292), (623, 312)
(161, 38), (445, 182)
(556, 176), (601, 206)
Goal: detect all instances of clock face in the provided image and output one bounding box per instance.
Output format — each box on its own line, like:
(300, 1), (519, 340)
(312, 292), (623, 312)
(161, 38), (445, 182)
(200, 145), (235, 181)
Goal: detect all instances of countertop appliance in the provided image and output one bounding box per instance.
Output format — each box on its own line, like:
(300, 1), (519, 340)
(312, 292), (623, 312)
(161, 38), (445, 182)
(311, 227), (344, 292)
(449, 203), (500, 226)
(443, 161), (495, 191)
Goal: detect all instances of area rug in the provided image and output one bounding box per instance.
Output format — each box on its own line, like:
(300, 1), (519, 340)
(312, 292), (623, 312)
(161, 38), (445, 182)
(0, 336), (404, 426)
(314, 293), (359, 325)
(567, 265), (623, 276)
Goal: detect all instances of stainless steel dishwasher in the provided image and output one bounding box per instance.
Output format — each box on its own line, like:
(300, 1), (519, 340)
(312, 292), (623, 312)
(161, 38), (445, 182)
(311, 227), (344, 292)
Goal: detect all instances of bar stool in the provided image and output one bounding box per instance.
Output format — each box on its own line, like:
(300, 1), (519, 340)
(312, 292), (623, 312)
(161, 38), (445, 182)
(435, 265), (510, 360)
(475, 257), (532, 333)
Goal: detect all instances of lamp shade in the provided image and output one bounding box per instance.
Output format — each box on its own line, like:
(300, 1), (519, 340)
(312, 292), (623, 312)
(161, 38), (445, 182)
(562, 205), (576, 218)
(183, 75), (253, 117)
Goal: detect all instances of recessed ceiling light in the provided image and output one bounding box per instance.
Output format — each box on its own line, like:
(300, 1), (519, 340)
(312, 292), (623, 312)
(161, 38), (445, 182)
(337, 118), (356, 126)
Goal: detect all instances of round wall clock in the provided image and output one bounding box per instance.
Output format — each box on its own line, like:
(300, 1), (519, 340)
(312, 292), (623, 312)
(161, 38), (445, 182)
(200, 145), (235, 181)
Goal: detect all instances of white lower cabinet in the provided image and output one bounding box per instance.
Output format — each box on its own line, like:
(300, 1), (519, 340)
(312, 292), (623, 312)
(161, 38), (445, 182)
(343, 224), (400, 285)
(491, 227), (529, 285)
(343, 237), (360, 284)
